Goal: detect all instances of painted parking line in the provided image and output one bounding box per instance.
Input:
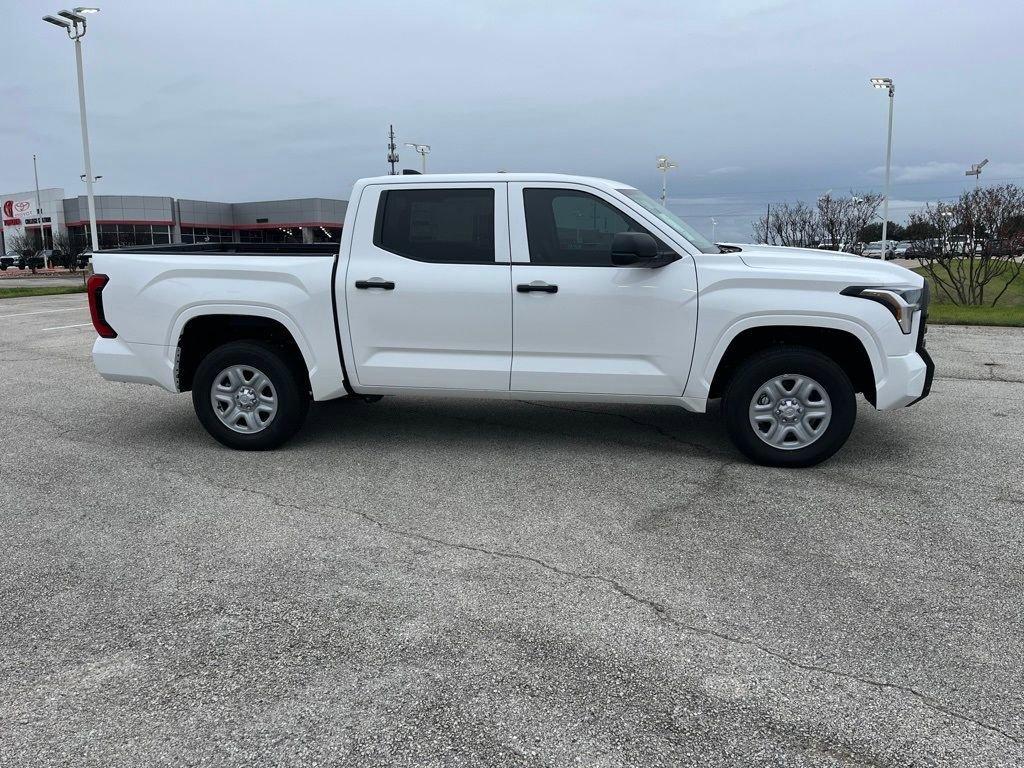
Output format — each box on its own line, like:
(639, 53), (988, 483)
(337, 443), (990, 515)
(0, 307), (85, 319)
(41, 323), (93, 331)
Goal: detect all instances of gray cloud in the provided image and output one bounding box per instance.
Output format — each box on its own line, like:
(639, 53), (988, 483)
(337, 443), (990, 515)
(5, 0), (1022, 241)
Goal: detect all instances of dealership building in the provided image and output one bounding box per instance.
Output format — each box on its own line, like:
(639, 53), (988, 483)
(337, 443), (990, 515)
(1, 187), (348, 253)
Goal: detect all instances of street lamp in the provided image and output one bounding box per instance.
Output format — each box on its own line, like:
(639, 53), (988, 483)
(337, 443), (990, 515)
(965, 158), (988, 188)
(656, 155), (677, 207)
(871, 77), (895, 261)
(43, 8), (100, 253)
(405, 143), (431, 173)
(711, 217), (718, 242)
(965, 158), (988, 248)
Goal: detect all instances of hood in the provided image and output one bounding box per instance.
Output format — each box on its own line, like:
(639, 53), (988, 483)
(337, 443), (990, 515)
(718, 243), (922, 286)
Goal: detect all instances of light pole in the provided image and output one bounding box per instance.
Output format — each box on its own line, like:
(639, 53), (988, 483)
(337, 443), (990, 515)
(43, 7), (101, 253)
(965, 159), (988, 249)
(405, 143), (431, 173)
(940, 209), (954, 254)
(871, 77), (894, 261)
(656, 155), (677, 207)
(711, 217), (717, 243)
(32, 154), (49, 252)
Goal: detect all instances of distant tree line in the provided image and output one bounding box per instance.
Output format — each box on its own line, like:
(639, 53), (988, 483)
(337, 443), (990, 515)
(751, 184), (1024, 306)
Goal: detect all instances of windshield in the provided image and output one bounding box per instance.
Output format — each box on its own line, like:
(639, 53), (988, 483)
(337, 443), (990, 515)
(617, 188), (718, 254)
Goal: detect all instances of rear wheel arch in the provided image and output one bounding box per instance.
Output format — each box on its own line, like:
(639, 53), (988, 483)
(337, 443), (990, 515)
(176, 313), (311, 394)
(708, 325), (877, 405)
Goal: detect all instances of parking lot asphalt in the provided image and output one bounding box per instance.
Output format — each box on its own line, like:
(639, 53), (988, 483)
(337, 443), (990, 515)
(1, 294), (1022, 767)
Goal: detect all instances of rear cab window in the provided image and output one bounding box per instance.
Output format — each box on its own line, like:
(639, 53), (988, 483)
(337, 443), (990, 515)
(373, 188), (495, 264)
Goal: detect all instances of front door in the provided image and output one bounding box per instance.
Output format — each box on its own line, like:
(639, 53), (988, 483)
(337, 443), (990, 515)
(343, 182), (512, 390)
(508, 182), (698, 396)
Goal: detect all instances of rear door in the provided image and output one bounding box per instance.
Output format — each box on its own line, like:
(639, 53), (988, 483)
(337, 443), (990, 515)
(508, 182), (698, 396)
(343, 183), (512, 390)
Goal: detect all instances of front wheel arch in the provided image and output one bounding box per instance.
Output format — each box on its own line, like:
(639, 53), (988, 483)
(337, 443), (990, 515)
(708, 325), (876, 405)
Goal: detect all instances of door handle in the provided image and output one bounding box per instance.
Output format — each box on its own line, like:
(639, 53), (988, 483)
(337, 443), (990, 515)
(517, 282), (558, 294)
(355, 279), (395, 290)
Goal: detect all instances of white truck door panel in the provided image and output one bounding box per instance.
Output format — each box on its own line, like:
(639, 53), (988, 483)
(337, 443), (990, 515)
(343, 183), (512, 390)
(508, 182), (698, 396)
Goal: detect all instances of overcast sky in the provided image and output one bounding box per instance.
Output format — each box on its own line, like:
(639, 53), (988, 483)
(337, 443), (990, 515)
(4, 0), (1022, 240)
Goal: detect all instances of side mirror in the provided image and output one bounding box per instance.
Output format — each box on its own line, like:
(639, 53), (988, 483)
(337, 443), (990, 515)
(611, 231), (659, 266)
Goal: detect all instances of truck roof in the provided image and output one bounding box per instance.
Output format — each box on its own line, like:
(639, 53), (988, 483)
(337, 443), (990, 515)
(356, 173), (634, 191)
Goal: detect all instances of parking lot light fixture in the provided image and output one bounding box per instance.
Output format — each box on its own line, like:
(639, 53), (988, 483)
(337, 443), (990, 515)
(871, 77), (895, 261)
(42, 7), (100, 252)
(405, 143), (431, 174)
(656, 155), (677, 207)
(43, 14), (72, 27)
(965, 158), (988, 189)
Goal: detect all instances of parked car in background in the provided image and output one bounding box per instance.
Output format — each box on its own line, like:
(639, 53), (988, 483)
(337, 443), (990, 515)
(1, 252), (18, 270)
(861, 241), (894, 259)
(893, 241), (912, 257)
(34, 249), (65, 267)
(17, 253), (45, 270)
(89, 172), (933, 468)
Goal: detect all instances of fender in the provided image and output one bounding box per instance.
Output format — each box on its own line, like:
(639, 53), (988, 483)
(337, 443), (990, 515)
(168, 302), (320, 388)
(686, 312), (885, 402)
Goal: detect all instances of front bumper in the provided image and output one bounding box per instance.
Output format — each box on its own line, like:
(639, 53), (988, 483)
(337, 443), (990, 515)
(908, 311), (934, 406)
(877, 296), (934, 409)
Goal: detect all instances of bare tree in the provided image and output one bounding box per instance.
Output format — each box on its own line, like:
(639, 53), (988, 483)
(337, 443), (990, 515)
(816, 193), (851, 249)
(754, 201), (820, 247)
(49, 230), (86, 274)
(846, 193), (884, 249)
(7, 231), (40, 274)
(912, 184), (1024, 306)
(754, 192), (881, 250)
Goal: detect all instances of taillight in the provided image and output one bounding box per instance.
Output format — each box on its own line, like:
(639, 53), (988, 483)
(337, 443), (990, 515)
(87, 274), (117, 338)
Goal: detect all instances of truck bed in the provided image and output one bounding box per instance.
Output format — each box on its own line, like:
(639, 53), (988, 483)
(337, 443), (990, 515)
(100, 242), (339, 257)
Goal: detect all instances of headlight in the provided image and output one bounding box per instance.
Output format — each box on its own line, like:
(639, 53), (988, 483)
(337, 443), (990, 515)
(841, 285), (924, 334)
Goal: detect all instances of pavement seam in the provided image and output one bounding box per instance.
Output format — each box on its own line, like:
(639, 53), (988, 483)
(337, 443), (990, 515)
(145, 457), (1023, 750)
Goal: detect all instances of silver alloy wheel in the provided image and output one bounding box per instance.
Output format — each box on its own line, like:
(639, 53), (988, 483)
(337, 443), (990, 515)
(748, 374), (832, 451)
(210, 364), (278, 434)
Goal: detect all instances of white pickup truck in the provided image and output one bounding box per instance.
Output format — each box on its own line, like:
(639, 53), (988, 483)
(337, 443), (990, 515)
(89, 173), (933, 467)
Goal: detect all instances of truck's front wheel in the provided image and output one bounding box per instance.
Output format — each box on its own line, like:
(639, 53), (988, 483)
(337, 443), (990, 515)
(722, 347), (855, 468)
(192, 341), (309, 450)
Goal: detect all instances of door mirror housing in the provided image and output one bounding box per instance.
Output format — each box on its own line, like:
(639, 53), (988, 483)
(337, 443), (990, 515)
(611, 231), (676, 267)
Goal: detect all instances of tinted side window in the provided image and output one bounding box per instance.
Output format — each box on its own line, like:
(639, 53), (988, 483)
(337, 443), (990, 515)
(523, 188), (657, 266)
(374, 188), (495, 264)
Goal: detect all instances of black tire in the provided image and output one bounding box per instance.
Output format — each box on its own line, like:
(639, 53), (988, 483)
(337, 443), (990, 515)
(192, 340), (309, 450)
(722, 346), (856, 468)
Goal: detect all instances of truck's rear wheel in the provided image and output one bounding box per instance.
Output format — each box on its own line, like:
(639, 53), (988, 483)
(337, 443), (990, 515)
(192, 341), (309, 450)
(722, 347), (855, 468)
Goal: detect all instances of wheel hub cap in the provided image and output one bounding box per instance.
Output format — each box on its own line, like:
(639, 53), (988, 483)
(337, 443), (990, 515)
(776, 397), (804, 423)
(235, 386), (258, 410)
(211, 365), (278, 434)
(748, 374), (832, 451)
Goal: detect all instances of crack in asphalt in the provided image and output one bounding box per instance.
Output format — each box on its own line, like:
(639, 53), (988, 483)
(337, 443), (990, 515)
(935, 372), (1024, 385)
(140, 456), (1022, 749)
